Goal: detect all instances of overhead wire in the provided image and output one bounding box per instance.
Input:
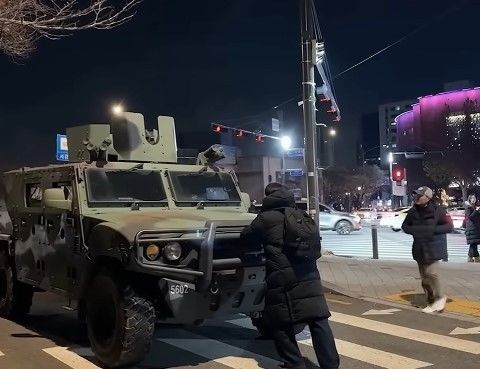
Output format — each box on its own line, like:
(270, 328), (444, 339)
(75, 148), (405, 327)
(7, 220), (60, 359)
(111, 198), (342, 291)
(333, 0), (472, 79)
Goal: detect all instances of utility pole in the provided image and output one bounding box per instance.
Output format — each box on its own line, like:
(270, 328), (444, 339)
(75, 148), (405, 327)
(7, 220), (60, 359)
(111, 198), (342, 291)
(300, 0), (320, 225)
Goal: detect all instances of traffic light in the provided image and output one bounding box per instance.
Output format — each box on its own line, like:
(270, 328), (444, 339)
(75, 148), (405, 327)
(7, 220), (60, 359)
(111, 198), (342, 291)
(255, 134), (265, 143)
(212, 123), (228, 133)
(318, 94), (330, 102)
(327, 106), (336, 114)
(391, 164), (406, 183)
(234, 129), (245, 138)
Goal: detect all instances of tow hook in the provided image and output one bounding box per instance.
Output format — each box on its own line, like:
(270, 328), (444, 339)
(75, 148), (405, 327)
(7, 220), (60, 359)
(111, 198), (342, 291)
(209, 278), (220, 295)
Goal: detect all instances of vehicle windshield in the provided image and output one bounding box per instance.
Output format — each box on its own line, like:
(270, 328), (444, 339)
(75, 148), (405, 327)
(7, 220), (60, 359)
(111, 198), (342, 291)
(85, 168), (167, 206)
(168, 171), (241, 204)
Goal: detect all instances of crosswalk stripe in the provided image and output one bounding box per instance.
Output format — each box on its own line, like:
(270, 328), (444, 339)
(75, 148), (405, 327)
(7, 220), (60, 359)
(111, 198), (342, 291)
(330, 311), (480, 354)
(43, 347), (101, 369)
(227, 318), (432, 369)
(158, 330), (280, 369)
(303, 338), (432, 369)
(0, 350), (4, 357)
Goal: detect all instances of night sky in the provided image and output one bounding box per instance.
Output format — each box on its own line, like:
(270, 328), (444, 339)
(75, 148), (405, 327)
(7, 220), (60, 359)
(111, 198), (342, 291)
(1, 0), (479, 171)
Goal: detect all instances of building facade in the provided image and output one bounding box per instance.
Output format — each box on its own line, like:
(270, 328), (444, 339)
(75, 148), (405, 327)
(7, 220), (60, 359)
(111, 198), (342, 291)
(378, 99), (416, 167)
(395, 87), (480, 152)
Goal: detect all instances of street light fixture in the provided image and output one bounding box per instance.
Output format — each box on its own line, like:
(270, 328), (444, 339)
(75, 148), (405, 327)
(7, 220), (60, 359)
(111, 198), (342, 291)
(281, 136), (292, 150)
(112, 104), (124, 116)
(329, 128), (337, 137)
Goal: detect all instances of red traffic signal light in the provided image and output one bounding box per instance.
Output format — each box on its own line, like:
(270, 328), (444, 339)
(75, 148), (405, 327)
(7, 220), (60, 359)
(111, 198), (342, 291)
(212, 123), (228, 133)
(327, 106), (337, 114)
(391, 165), (406, 182)
(235, 129), (245, 138)
(319, 94), (330, 102)
(255, 134), (265, 143)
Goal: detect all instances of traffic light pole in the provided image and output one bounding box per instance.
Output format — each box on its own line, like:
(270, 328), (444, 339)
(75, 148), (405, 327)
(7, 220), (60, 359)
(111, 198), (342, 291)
(300, 0), (320, 224)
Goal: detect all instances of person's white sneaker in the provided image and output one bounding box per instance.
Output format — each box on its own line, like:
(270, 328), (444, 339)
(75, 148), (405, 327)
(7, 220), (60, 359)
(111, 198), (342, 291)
(431, 296), (447, 312)
(422, 304), (436, 314)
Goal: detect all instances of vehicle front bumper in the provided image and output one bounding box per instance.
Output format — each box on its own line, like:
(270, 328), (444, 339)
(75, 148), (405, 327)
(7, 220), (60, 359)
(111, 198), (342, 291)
(158, 266), (266, 324)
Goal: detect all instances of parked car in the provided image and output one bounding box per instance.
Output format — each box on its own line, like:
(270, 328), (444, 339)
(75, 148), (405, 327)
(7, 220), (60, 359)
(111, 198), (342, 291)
(251, 201), (361, 235)
(318, 204), (362, 235)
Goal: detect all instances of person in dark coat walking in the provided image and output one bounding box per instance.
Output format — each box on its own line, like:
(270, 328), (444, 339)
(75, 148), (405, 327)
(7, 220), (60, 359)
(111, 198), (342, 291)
(465, 194), (480, 262)
(241, 183), (339, 369)
(402, 186), (453, 314)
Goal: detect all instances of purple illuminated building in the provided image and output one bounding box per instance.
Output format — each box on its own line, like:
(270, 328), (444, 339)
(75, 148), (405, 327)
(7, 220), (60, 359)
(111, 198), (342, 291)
(392, 87), (480, 200)
(395, 87), (480, 152)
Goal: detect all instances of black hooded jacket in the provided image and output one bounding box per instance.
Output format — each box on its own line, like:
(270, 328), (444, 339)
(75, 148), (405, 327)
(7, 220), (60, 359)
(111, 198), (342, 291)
(241, 188), (330, 326)
(402, 202), (453, 262)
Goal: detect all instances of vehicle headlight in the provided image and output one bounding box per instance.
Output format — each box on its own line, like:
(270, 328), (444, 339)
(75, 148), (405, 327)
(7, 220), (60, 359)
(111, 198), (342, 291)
(163, 242), (182, 261)
(145, 244), (160, 261)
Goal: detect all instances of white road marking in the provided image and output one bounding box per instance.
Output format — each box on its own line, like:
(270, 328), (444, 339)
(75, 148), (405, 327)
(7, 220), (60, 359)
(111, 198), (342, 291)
(43, 347), (101, 369)
(0, 350), (4, 357)
(330, 311), (480, 354)
(158, 331), (280, 369)
(302, 338), (432, 369)
(450, 326), (480, 335)
(228, 318), (432, 369)
(362, 308), (402, 316)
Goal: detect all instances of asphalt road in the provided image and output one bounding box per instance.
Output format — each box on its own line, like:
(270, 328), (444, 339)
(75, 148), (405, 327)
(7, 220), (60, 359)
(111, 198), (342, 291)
(321, 226), (470, 263)
(1, 290), (480, 369)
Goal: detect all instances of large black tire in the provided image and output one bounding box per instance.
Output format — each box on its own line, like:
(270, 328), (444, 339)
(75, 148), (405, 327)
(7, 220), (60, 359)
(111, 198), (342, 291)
(86, 272), (155, 368)
(0, 262), (33, 319)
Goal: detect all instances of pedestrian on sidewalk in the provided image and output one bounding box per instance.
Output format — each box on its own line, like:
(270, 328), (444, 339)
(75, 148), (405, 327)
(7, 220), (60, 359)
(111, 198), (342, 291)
(465, 194), (480, 262)
(402, 186), (453, 314)
(241, 183), (339, 369)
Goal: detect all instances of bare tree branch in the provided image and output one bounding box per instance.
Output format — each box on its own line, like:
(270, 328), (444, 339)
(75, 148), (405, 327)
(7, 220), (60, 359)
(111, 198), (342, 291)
(0, 0), (141, 58)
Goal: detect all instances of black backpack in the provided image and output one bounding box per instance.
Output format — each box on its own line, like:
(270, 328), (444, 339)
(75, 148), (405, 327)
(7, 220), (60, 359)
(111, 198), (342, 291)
(282, 207), (322, 261)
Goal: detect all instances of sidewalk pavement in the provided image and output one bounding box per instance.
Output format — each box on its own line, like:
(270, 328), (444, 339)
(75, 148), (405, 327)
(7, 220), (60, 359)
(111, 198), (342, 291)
(319, 254), (480, 318)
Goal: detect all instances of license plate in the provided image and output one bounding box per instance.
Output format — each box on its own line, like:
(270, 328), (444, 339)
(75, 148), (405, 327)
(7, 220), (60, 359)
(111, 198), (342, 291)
(169, 283), (191, 295)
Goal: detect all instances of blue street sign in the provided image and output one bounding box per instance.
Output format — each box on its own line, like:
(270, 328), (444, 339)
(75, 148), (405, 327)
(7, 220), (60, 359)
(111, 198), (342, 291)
(56, 134), (69, 161)
(286, 148), (304, 158)
(286, 168), (304, 177)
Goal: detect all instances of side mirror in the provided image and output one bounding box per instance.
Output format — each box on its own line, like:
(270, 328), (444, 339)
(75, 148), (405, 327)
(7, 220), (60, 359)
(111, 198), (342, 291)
(44, 188), (72, 211)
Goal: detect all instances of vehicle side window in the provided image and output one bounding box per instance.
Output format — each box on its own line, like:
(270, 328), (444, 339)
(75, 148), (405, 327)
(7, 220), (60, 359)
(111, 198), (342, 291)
(319, 205), (329, 212)
(25, 183), (43, 207)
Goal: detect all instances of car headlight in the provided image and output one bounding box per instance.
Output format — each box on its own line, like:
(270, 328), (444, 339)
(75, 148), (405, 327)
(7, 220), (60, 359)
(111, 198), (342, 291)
(163, 242), (182, 261)
(145, 244), (160, 261)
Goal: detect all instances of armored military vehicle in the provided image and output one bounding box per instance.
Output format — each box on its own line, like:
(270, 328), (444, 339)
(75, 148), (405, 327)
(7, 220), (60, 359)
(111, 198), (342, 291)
(0, 112), (266, 368)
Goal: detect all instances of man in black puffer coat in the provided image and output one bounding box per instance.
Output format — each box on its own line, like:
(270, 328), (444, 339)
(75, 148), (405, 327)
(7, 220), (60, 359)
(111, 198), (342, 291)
(465, 194), (480, 262)
(402, 186), (453, 314)
(241, 183), (339, 369)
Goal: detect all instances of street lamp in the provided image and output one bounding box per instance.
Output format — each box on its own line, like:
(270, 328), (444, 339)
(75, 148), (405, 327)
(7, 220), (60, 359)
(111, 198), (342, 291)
(281, 136), (292, 150)
(112, 104), (124, 116)
(388, 152), (394, 164)
(329, 128), (337, 137)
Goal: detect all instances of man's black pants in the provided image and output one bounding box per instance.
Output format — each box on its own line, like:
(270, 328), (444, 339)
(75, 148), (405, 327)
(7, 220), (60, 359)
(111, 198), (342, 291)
(271, 318), (339, 369)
